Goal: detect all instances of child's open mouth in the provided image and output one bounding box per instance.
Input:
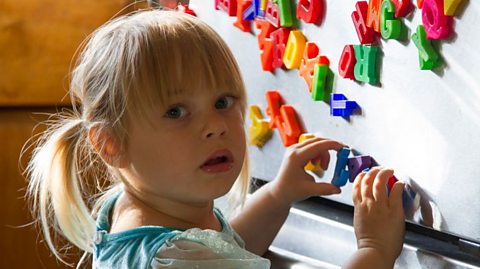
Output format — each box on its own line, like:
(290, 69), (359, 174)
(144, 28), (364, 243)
(200, 149), (234, 173)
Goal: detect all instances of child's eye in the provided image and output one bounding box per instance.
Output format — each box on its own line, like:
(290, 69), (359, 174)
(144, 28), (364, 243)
(215, 96), (235, 110)
(164, 106), (188, 119)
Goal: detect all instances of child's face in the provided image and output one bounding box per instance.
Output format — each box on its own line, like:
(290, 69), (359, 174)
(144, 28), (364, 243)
(120, 87), (246, 205)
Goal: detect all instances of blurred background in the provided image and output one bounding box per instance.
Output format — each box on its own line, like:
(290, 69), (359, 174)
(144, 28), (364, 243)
(0, 1), (146, 267)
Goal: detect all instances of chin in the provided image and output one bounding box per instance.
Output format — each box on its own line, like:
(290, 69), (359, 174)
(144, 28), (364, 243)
(212, 177), (238, 199)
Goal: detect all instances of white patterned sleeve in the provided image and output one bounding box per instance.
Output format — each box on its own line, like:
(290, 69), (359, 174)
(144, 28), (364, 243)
(151, 229), (271, 269)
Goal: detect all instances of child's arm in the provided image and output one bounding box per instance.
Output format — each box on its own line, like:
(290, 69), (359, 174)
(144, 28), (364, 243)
(230, 137), (344, 255)
(343, 167), (405, 269)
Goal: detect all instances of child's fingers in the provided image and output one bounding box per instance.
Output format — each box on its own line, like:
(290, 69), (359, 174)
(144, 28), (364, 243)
(320, 153), (330, 170)
(295, 139), (345, 166)
(310, 155), (330, 170)
(308, 182), (341, 196)
(372, 168), (394, 204)
(389, 181), (405, 211)
(361, 167), (381, 200)
(296, 136), (327, 148)
(309, 151), (330, 170)
(352, 171), (367, 204)
(295, 137), (345, 170)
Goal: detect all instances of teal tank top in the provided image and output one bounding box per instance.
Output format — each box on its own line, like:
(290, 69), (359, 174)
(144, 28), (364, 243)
(93, 193), (182, 269)
(92, 192), (270, 269)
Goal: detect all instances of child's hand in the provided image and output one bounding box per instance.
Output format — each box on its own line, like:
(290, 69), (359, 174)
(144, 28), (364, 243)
(352, 167), (405, 265)
(269, 137), (344, 206)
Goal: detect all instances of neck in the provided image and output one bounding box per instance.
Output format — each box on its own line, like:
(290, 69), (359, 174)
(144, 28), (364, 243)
(113, 187), (222, 232)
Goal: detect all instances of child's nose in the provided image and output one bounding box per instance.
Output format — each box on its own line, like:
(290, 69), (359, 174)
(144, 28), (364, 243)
(202, 114), (228, 139)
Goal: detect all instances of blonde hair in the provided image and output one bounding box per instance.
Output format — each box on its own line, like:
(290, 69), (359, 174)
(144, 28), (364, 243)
(24, 9), (250, 264)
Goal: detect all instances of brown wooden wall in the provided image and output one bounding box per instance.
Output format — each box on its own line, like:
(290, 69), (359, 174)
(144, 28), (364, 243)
(0, 0), (139, 106)
(0, 0), (145, 267)
(0, 109), (72, 268)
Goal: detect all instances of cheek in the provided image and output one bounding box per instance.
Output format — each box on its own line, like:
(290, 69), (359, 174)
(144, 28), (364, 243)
(232, 119), (247, 155)
(125, 133), (170, 175)
(231, 114), (246, 141)
(236, 120), (246, 138)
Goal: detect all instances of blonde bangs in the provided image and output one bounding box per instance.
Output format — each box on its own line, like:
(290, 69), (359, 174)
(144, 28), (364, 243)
(125, 11), (246, 123)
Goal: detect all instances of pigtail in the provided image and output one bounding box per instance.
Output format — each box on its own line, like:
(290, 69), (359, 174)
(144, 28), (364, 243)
(25, 112), (100, 264)
(23, 9), (253, 265)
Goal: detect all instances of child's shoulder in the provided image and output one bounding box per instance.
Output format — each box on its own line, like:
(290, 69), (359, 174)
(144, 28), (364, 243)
(93, 193), (270, 269)
(93, 223), (180, 268)
(94, 192), (181, 268)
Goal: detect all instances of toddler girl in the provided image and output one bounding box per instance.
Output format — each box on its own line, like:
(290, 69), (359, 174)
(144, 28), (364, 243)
(25, 9), (405, 269)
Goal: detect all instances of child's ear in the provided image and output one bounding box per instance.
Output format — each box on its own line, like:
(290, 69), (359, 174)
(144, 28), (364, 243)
(88, 124), (128, 168)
